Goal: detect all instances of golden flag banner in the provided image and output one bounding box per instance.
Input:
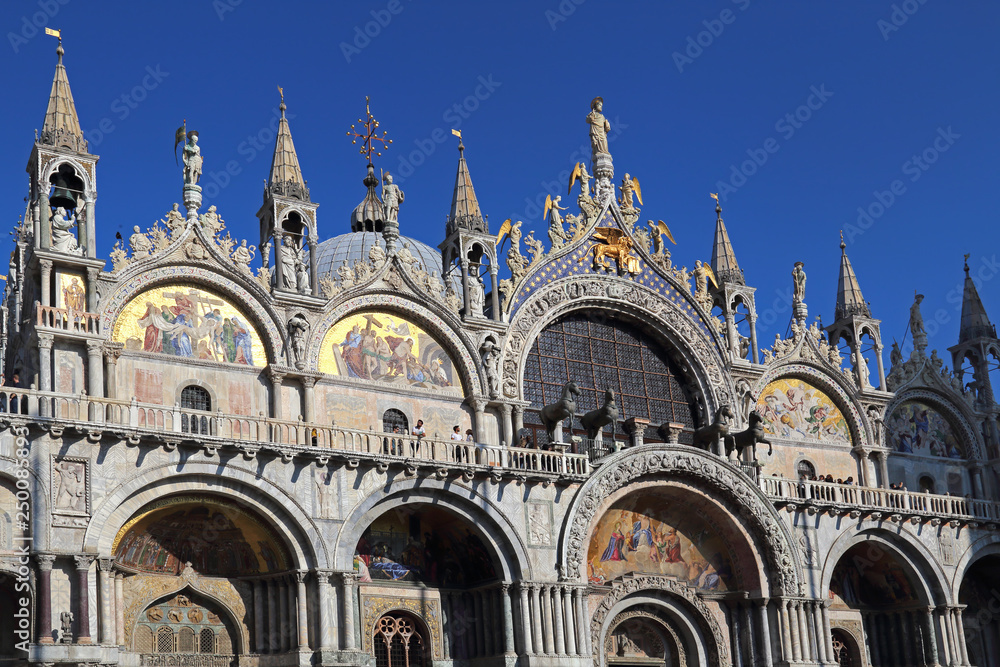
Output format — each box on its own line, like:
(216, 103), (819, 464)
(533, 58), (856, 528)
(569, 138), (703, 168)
(709, 193), (719, 201)
(451, 129), (462, 138)
(174, 121), (187, 165)
(45, 28), (60, 38)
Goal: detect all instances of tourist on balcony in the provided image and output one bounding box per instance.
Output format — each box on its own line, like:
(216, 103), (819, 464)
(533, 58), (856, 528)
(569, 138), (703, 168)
(451, 425), (463, 441)
(465, 429), (474, 442)
(9, 372), (20, 414)
(412, 420), (425, 438)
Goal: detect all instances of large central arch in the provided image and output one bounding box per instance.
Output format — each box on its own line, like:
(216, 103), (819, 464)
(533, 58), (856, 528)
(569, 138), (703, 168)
(560, 446), (801, 597)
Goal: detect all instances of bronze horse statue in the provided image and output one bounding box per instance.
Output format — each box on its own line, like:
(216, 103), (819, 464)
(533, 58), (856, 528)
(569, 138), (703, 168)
(691, 404), (734, 455)
(724, 410), (772, 461)
(540, 381), (580, 442)
(581, 389), (618, 439)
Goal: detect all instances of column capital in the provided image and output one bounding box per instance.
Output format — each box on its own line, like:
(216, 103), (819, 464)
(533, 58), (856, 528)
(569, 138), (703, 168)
(96, 557), (115, 573)
(300, 375), (318, 389)
(471, 397), (488, 413)
(103, 341), (124, 363)
(38, 333), (54, 349)
(86, 339), (104, 354)
(341, 571), (359, 585)
(36, 553), (57, 570)
(754, 597), (770, 607)
(499, 403), (513, 417)
(74, 554), (96, 570)
(39, 258), (53, 272)
(512, 404), (524, 416)
(268, 367), (286, 384)
(295, 570), (308, 584)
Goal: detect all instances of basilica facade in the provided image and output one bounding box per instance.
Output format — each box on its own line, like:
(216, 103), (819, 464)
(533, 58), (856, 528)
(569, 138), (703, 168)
(2, 43), (1000, 667)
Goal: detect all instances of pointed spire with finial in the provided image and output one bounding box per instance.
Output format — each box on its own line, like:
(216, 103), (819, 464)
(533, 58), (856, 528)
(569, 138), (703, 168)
(447, 130), (487, 234)
(39, 32), (87, 153)
(834, 231), (871, 320)
(709, 194), (744, 285)
(266, 86), (309, 202)
(959, 253), (996, 343)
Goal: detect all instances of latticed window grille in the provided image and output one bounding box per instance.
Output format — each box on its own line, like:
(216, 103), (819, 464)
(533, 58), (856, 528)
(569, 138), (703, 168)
(523, 313), (694, 445)
(156, 626), (175, 653)
(373, 613), (426, 667)
(181, 385), (212, 434)
(382, 409), (409, 434)
(199, 628), (216, 654)
(178, 627), (195, 653)
(796, 460), (816, 479)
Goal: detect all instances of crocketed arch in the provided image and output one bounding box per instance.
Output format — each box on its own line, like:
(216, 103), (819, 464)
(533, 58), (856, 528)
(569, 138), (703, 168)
(335, 478), (531, 581)
(84, 461), (327, 570)
(127, 580), (249, 654)
(100, 266), (285, 363)
(820, 525), (950, 606)
(883, 387), (983, 460)
(41, 155), (95, 197)
(310, 294), (481, 396)
(504, 276), (733, 422)
(560, 445), (800, 596)
(752, 363), (869, 448)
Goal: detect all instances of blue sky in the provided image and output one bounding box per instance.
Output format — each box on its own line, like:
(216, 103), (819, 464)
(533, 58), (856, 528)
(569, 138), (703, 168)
(2, 0), (998, 369)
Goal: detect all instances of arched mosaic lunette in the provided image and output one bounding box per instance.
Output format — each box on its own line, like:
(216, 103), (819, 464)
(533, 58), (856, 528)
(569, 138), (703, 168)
(883, 388), (983, 460)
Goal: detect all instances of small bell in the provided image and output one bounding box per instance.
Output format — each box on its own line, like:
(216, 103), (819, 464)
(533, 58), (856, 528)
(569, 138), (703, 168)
(49, 173), (77, 210)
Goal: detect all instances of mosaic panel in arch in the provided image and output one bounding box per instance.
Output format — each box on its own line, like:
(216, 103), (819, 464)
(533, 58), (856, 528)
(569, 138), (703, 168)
(586, 495), (734, 591)
(111, 283), (264, 366)
(354, 505), (497, 587)
(112, 495), (290, 577)
(887, 401), (963, 459)
(756, 378), (851, 445)
(319, 310), (462, 394)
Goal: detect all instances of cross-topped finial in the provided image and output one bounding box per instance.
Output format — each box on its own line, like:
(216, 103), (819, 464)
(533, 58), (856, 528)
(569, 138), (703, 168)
(964, 252), (971, 275)
(346, 96), (391, 165)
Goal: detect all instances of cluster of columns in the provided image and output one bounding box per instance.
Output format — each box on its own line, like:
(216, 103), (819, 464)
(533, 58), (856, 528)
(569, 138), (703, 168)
(35, 553), (126, 646)
(440, 584), (515, 658)
(250, 572), (310, 653)
(515, 582), (590, 657)
(726, 597), (777, 667)
(862, 606), (971, 666)
(775, 598), (835, 664)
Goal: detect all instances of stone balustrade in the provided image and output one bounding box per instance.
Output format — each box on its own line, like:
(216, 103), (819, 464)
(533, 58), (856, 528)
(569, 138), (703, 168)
(761, 475), (1000, 523)
(35, 303), (101, 335)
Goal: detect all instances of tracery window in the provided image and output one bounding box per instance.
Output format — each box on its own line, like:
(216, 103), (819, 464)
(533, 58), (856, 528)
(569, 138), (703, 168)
(523, 313), (693, 445)
(373, 613), (426, 667)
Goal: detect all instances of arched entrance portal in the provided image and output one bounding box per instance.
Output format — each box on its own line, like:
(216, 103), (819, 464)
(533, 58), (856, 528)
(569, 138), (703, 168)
(830, 628), (863, 667)
(829, 541), (933, 666)
(373, 612), (430, 667)
(354, 503), (503, 662)
(959, 553), (1000, 666)
(134, 590), (237, 664)
(606, 609), (684, 667)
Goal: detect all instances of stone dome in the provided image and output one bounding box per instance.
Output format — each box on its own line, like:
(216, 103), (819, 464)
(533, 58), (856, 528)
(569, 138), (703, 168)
(314, 231), (460, 292)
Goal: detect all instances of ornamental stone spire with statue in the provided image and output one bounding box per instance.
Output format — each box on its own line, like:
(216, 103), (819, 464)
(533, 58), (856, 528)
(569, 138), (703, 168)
(181, 127), (203, 221)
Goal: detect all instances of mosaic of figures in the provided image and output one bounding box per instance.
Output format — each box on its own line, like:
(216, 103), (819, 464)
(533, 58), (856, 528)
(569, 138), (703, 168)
(830, 546), (917, 608)
(320, 311), (461, 394)
(757, 378), (851, 445)
(354, 506), (496, 587)
(887, 401), (963, 458)
(113, 498), (288, 577)
(586, 496), (733, 591)
(112, 284), (264, 366)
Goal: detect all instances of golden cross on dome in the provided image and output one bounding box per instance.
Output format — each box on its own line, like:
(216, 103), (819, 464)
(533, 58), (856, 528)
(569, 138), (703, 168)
(346, 96), (391, 164)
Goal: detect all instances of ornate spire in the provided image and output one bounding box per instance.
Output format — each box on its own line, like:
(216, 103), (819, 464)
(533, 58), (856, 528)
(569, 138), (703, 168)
(834, 232), (871, 320)
(959, 254), (996, 343)
(266, 88), (309, 202)
(447, 132), (487, 234)
(709, 195), (743, 285)
(39, 37), (87, 153)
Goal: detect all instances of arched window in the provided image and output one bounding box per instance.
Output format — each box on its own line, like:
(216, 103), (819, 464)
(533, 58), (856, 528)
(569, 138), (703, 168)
(523, 313), (694, 447)
(178, 626), (195, 653)
(181, 385), (211, 435)
(200, 628), (216, 654)
(919, 475), (936, 493)
(796, 460), (816, 480)
(382, 409), (408, 434)
(374, 613), (426, 667)
(156, 626), (175, 653)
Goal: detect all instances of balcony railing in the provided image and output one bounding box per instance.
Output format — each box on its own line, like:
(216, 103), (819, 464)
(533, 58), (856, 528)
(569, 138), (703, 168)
(35, 303), (101, 334)
(761, 476), (1000, 523)
(0, 388), (590, 478)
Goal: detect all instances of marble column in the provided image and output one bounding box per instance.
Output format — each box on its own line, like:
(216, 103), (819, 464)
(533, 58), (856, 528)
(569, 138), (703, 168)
(901, 611), (914, 665)
(787, 600), (802, 662)
(877, 450), (890, 488)
(574, 587), (590, 656)
(460, 259), (472, 317)
(309, 236), (319, 297)
(513, 405), (525, 438)
(115, 573), (125, 646)
(501, 583), (515, 656)
(86, 267), (99, 311)
(955, 607), (971, 666)
(922, 607), (940, 666)
(38, 333), (53, 396)
(541, 585), (555, 654)
(267, 579), (279, 652)
(811, 602), (827, 664)
(530, 584), (544, 655)
(278, 578), (290, 651)
(86, 341), (105, 402)
(342, 573), (357, 651)
(36, 554), (55, 643)
(287, 575), (298, 649)
(97, 558), (114, 645)
(936, 607), (953, 666)
(553, 585), (566, 655)
(821, 600), (835, 662)
(40, 259), (52, 306)
(748, 313), (760, 364)
(474, 590), (485, 657)
(39, 191), (51, 249)
(500, 404), (513, 448)
(103, 344), (122, 401)
(778, 598), (793, 661)
(473, 399), (488, 445)
(729, 603), (742, 666)
(563, 584), (577, 655)
(296, 572), (309, 649)
(440, 593), (453, 658)
(518, 583), (532, 655)
(490, 267), (501, 321)
(863, 614), (879, 666)
(302, 377), (317, 425)
(254, 580), (266, 653)
(318, 571), (334, 650)
(269, 369), (285, 422)
(945, 606), (960, 666)
(74, 554), (95, 643)
(756, 599), (774, 667)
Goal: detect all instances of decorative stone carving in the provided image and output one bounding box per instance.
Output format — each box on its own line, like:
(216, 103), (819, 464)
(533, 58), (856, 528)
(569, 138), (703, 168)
(361, 593), (442, 659)
(51, 207), (82, 255)
(562, 446), (799, 596)
(287, 313), (309, 369)
(524, 231), (544, 267)
(162, 203), (186, 237)
(128, 225), (152, 257)
(230, 239), (256, 272)
(479, 337), (500, 398)
(51, 456), (89, 516)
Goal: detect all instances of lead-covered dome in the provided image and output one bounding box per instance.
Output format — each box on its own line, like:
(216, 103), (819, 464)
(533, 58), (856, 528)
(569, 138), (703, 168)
(314, 232), (459, 292)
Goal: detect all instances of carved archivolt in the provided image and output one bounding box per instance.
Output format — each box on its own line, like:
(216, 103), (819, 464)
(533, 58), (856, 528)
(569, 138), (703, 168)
(122, 569), (250, 652)
(360, 593), (443, 659)
(503, 276), (731, 411)
(883, 387), (983, 460)
(591, 574), (726, 667)
(308, 293), (482, 395)
(561, 446), (800, 596)
(606, 608), (688, 667)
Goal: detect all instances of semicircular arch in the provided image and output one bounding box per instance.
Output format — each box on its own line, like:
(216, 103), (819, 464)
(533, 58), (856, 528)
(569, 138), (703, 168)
(84, 461), (326, 570)
(560, 445), (800, 596)
(100, 267), (284, 364)
(335, 477), (531, 582)
(950, 533), (1000, 601)
(883, 387), (983, 460)
(503, 276), (732, 420)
